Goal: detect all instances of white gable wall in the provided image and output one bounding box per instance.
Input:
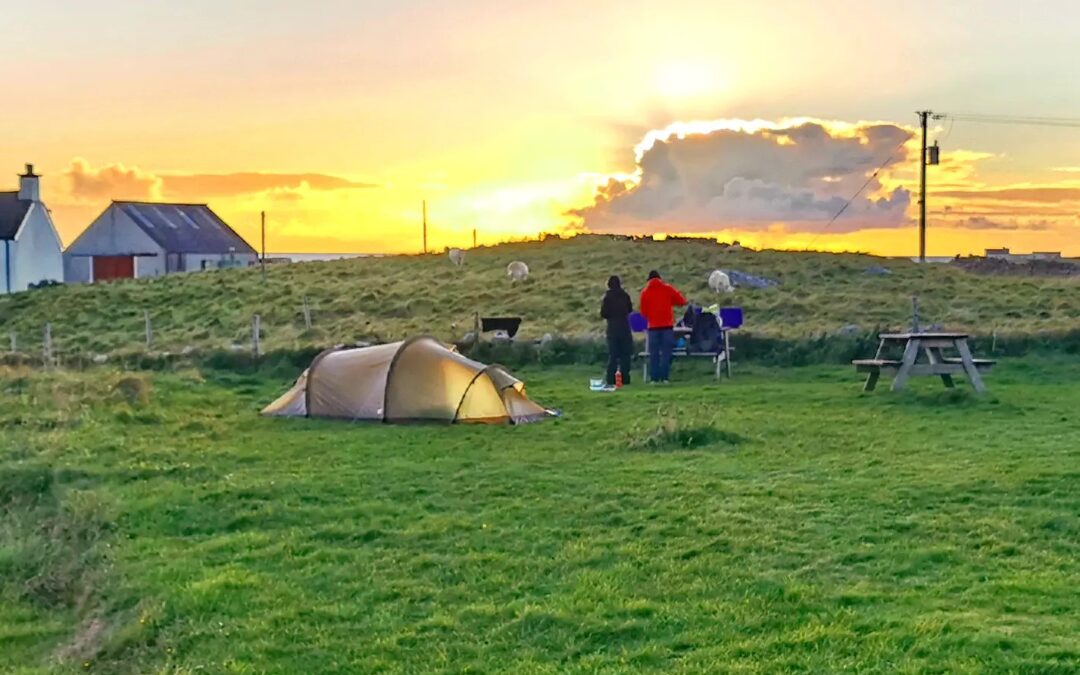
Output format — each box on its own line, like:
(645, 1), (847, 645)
(8, 203), (63, 292)
(1, 241), (9, 293)
(63, 206), (165, 282)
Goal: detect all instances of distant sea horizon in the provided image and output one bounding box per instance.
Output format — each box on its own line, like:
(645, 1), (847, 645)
(270, 252), (959, 264)
(269, 252), (380, 263)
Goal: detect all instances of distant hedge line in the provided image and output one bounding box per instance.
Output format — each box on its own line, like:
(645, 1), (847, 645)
(7, 328), (1071, 375)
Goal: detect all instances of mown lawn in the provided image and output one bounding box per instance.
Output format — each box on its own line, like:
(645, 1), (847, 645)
(1, 358), (1078, 673)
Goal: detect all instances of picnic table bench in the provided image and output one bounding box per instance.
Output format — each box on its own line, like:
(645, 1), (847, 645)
(854, 332), (995, 393)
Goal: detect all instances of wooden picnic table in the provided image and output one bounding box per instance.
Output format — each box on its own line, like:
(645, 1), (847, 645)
(852, 332), (995, 393)
(638, 326), (733, 381)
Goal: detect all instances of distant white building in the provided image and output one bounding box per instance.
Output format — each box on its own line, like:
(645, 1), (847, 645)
(0, 164), (64, 294)
(984, 247), (1062, 263)
(64, 201), (258, 283)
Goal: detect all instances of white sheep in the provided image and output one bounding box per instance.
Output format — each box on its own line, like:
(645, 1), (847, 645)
(708, 269), (734, 293)
(507, 261), (529, 282)
(448, 248), (465, 266)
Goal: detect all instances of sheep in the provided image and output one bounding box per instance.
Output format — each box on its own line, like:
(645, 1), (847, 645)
(507, 261), (529, 281)
(708, 269), (734, 293)
(448, 248), (465, 266)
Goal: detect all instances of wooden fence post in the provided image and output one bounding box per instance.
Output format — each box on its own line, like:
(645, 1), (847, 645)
(252, 314), (261, 358)
(991, 329), (998, 354)
(302, 296), (312, 330)
(144, 310), (153, 349)
(43, 323), (53, 368)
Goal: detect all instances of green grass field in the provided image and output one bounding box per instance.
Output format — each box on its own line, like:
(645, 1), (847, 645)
(3, 357), (1078, 673)
(2, 236), (1079, 362)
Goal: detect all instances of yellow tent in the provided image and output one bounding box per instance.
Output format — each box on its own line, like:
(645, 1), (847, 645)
(263, 337), (552, 424)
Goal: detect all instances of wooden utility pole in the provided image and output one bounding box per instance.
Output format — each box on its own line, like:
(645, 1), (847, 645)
(260, 211), (267, 281)
(473, 228), (477, 249)
(422, 200), (428, 254)
(920, 110), (928, 260)
(916, 110), (942, 263)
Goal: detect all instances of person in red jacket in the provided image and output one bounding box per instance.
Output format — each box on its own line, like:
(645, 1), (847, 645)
(639, 270), (687, 383)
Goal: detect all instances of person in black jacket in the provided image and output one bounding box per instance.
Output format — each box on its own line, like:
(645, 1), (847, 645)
(600, 275), (634, 386)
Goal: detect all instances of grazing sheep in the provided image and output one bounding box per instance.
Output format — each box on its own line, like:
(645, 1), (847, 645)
(507, 261), (529, 281)
(448, 248), (465, 266)
(708, 269), (734, 293)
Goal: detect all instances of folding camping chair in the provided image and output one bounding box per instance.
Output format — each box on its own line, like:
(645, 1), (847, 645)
(478, 316), (522, 343)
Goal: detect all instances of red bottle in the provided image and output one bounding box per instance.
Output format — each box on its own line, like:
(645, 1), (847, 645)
(615, 370), (623, 389)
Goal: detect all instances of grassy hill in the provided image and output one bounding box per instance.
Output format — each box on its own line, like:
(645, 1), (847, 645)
(2, 235), (1079, 361)
(2, 360), (1078, 672)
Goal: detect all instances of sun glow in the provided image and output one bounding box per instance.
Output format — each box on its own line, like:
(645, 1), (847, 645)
(652, 62), (728, 100)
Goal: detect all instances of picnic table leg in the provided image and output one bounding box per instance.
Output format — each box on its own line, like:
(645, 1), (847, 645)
(924, 346), (955, 388)
(955, 339), (988, 394)
(873, 338), (886, 359)
(642, 332), (649, 383)
(863, 370), (880, 392)
(891, 338), (921, 392)
(724, 331), (732, 378)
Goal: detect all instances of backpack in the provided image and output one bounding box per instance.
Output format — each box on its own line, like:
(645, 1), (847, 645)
(689, 311), (721, 352)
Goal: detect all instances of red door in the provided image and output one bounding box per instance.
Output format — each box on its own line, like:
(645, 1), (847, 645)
(92, 256), (135, 282)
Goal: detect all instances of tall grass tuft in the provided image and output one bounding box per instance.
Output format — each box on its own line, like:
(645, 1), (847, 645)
(624, 407), (744, 452)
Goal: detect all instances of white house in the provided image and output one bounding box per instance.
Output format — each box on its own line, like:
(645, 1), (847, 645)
(64, 201), (258, 283)
(0, 164), (65, 294)
(984, 247), (1063, 263)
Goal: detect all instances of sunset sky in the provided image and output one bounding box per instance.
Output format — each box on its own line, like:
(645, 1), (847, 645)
(5, 0), (1080, 255)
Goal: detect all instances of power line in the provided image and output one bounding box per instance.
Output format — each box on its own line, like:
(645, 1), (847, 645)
(801, 108), (1079, 254)
(805, 137), (910, 248)
(940, 112), (1080, 128)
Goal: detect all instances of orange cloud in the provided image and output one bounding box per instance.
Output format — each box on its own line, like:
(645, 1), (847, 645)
(58, 158), (374, 204)
(570, 118), (914, 235)
(160, 173), (375, 200)
(64, 158), (162, 201)
(936, 187), (1080, 202)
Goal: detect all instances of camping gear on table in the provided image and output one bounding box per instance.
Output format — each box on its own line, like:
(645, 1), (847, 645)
(688, 310), (722, 352)
(632, 306), (744, 380)
(719, 307), (744, 329)
(263, 337), (554, 424)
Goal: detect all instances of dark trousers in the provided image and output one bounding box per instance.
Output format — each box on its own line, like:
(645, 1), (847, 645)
(606, 332), (633, 385)
(647, 328), (675, 382)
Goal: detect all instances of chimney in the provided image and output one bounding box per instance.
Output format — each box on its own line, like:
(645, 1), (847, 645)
(18, 163), (40, 202)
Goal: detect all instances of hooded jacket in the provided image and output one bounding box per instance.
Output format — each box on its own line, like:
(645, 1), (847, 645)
(600, 277), (633, 337)
(639, 277), (687, 330)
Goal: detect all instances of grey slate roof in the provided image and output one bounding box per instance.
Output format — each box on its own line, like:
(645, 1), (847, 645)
(0, 191), (31, 240)
(115, 202), (256, 254)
